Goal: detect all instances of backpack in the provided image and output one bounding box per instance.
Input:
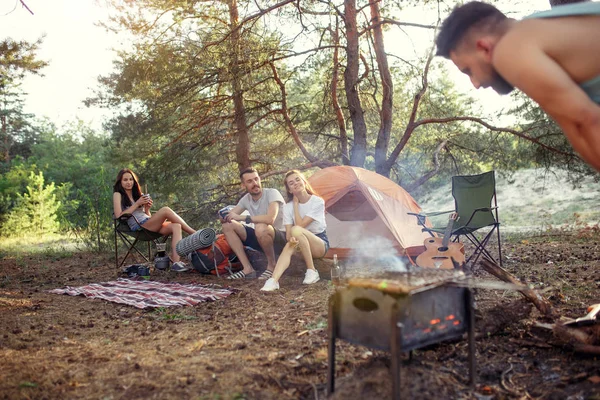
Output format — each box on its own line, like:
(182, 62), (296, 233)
(190, 234), (242, 276)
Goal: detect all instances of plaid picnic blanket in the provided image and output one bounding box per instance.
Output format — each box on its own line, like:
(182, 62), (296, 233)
(49, 278), (236, 309)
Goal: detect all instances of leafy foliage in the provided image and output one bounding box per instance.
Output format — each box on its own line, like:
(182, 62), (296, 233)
(1, 171), (60, 237)
(0, 38), (47, 164)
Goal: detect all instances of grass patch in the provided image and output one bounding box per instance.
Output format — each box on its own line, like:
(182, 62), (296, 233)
(152, 307), (197, 321)
(0, 234), (79, 258)
(305, 319), (327, 330)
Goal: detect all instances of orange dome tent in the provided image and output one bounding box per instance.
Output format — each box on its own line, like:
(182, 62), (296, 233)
(307, 166), (432, 259)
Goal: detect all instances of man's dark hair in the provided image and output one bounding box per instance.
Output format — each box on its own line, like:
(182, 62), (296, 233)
(436, 1), (507, 58)
(239, 167), (258, 181)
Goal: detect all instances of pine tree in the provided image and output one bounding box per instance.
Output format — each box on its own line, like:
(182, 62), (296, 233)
(0, 171), (60, 237)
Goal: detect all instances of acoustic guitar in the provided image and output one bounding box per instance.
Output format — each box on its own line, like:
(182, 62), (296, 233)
(416, 213), (465, 269)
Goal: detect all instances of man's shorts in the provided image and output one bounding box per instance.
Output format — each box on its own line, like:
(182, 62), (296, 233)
(242, 225), (286, 255)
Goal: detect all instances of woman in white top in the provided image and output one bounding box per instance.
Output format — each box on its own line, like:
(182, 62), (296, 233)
(261, 170), (329, 291)
(112, 168), (196, 272)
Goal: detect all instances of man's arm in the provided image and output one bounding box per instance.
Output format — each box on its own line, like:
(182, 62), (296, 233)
(552, 115), (600, 171)
(249, 201), (279, 225)
(494, 32), (600, 170)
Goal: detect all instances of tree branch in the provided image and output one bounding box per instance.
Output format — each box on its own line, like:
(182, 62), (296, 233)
(383, 46), (435, 174)
(270, 61), (334, 166)
(359, 18), (437, 36)
(403, 140), (447, 191)
(204, 0), (296, 49)
(413, 116), (578, 158)
(19, 0), (33, 15)
(260, 161), (337, 180)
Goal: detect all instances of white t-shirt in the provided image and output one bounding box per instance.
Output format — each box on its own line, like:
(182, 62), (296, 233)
(283, 195), (326, 234)
(237, 188), (285, 231)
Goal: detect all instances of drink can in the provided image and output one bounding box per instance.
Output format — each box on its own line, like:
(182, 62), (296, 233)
(218, 205), (234, 219)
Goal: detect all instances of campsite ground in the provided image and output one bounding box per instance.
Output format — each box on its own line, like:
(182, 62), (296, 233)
(1, 230), (600, 400)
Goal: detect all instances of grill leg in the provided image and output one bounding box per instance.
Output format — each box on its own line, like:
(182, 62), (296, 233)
(390, 304), (402, 400)
(467, 289), (476, 389)
(327, 294), (337, 395)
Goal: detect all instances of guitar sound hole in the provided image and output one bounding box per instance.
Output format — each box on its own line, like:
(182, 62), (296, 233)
(353, 298), (379, 312)
(437, 246), (449, 252)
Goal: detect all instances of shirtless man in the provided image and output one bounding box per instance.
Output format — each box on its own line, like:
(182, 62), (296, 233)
(436, 1), (600, 170)
(221, 167), (287, 280)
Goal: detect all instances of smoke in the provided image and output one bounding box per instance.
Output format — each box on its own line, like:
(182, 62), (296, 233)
(344, 235), (407, 276)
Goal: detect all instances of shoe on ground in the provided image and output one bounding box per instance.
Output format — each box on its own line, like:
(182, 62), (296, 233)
(171, 261), (190, 272)
(258, 269), (273, 280)
(260, 278), (280, 291)
(303, 268), (320, 285)
(227, 270), (257, 280)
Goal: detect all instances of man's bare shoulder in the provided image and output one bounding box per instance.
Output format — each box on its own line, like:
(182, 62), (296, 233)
(496, 20), (540, 48)
(492, 23), (539, 71)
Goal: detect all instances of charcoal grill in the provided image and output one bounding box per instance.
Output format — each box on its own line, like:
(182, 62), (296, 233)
(327, 269), (475, 399)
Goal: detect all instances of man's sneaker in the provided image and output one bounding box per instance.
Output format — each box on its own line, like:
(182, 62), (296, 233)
(302, 269), (320, 285)
(171, 261), (190, 272)
(260, 278), (280, 291)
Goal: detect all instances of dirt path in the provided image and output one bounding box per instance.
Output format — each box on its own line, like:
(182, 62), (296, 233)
(0, 235), (599, 399)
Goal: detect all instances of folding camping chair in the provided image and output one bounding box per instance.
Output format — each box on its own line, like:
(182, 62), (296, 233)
(410, 171), (502, 267)
(113, 213), (167, 270)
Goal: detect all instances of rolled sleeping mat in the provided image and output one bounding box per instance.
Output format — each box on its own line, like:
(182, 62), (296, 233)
(176, 228), (216, 257)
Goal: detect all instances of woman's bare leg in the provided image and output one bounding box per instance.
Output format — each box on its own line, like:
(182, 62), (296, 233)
(271, 243), (296, 282)
(290, 226), (326, 270)
(142, 207), (195, 234)
(158, 223), (182, 262)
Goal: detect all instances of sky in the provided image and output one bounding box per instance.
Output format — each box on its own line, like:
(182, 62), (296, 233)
(0, 0), (553, 132)
(0, 0), (121, 130)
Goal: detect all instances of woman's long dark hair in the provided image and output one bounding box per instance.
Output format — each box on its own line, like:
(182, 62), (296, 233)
(283, 170), (317, 202)
(113, 168), (143, 210)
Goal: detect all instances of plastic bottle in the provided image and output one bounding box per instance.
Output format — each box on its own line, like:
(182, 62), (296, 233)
(331, 254), (341, 286)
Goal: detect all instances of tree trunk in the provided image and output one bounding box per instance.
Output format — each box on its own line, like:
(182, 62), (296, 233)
(1, 113), (8, 163)
(331, 17), (350, 165)
(370, 0), (394, 176)
(343, 0), (367, 168)
(228, 0), (251, 172)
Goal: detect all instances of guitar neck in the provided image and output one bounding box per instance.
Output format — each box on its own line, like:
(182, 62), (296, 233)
(441, 216), (456, 248)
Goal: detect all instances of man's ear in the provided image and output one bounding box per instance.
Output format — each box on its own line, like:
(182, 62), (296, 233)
(475, 37), (495, 62)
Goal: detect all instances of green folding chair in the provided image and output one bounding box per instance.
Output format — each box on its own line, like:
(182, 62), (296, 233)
(410, 171), (502, 267)
(113, 213), (166, 269)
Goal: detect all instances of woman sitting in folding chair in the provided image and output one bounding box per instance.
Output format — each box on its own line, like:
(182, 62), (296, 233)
(113, 168), (196, 272)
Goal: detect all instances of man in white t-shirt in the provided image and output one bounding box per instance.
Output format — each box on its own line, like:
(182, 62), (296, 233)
(220, 167), (287, 279)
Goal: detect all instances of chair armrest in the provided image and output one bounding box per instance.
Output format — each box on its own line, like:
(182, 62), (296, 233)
(472, 206), (497, 213)
(407, 210), (455, 217)
(114, 213), (132, 221)
(460, 207), (499, 228)
(408, 209), (454, 230)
